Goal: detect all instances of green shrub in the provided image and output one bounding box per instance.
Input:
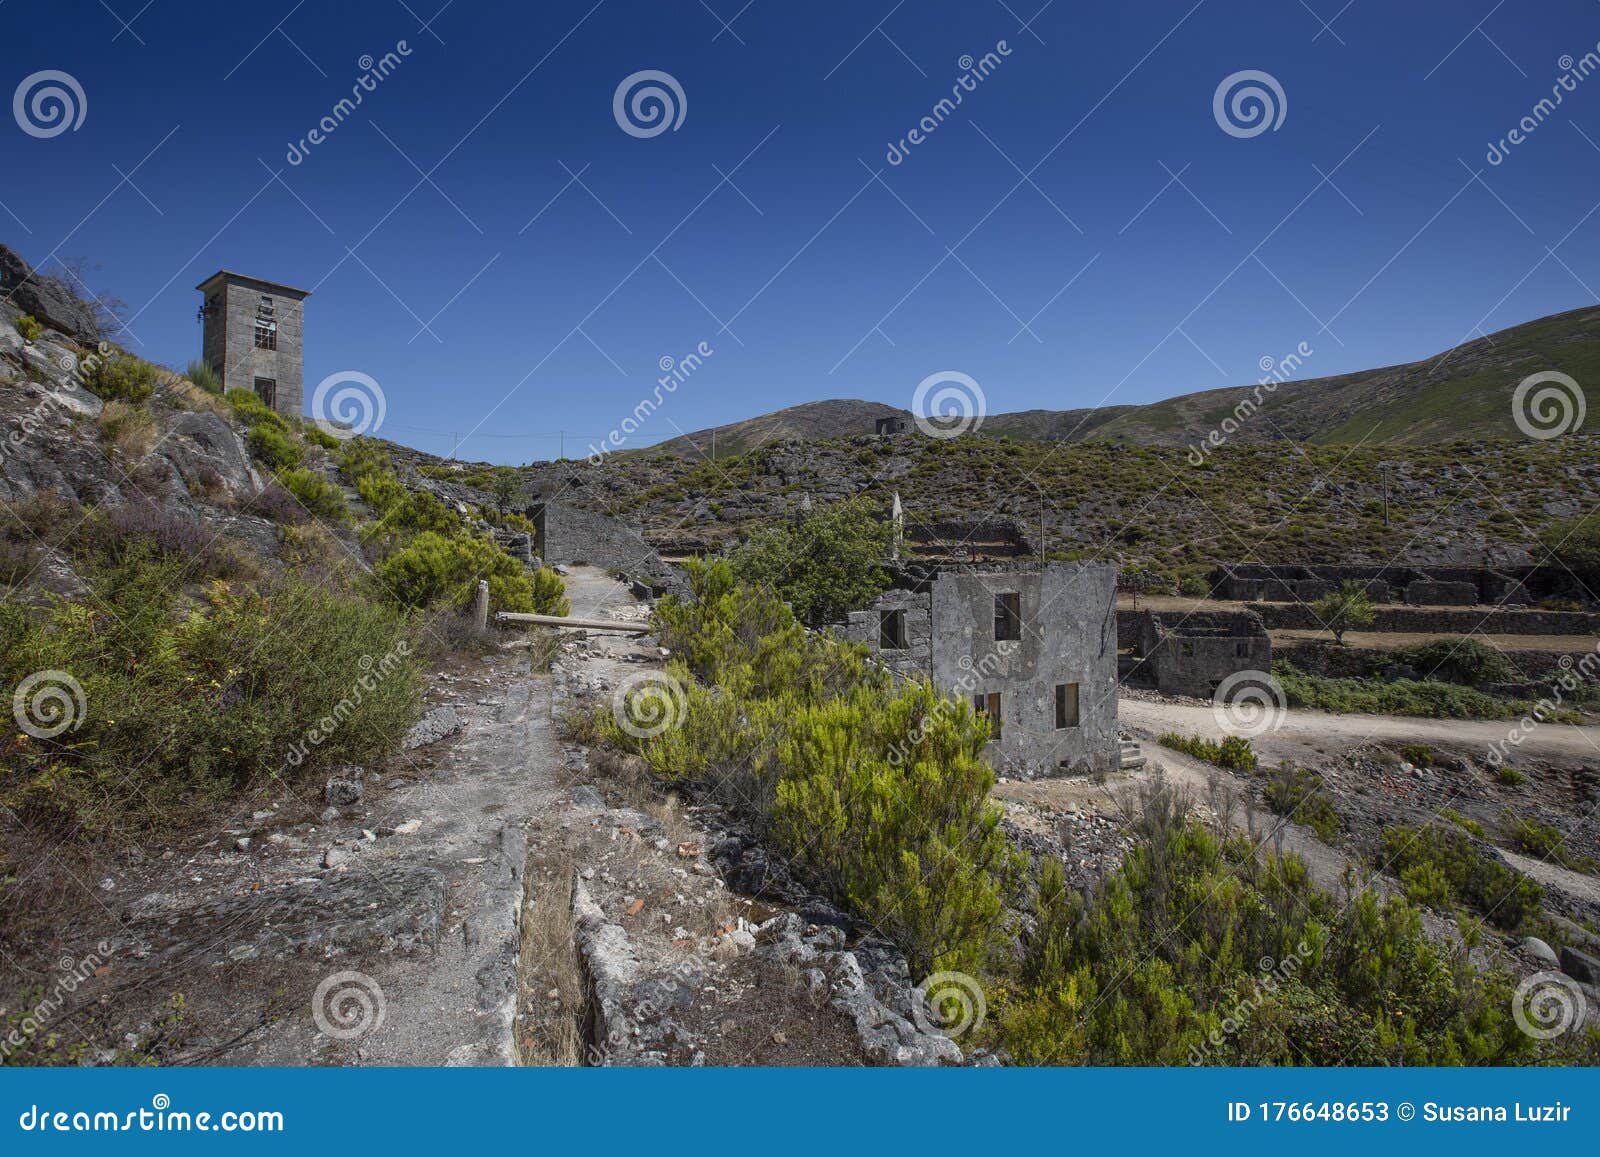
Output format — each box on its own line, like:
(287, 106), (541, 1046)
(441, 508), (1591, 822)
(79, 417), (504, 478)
(15, 314), (42, 342)
(373, 530), (568, 616)
(1379, 823), (1545, 933)
(612, 561), (1014, 975)
(82, 353), (158, 403)
(728, 496), (892, 625)
(1275, 662), (1544, 721)
(1509, 818), (1594, 871)
(1178, 574), (1210, 598)
(1400, 743), (1434, 767)
(0, 547), (421, 835)
(1261, 766), (1340, 842)
(996, 790), (1546, 1066)
(1157, 732), (1258, 771)
(1397, 638), (1512, 688)
(277, 467), (348, 522)
(303, 424), (342, 451)
(246, 424), (302, 471)
(226, 388), (287, 431)
(1439, 808), (1485, 837)
(1496, 764), (1526, 786)
(184, 359), (222, 395)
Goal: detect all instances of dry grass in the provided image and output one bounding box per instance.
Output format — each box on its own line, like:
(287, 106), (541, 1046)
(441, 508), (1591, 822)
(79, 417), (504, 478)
(157, 373), (227, 416)
(516, 860), (584, 1066)
(97, 400), (156, 459)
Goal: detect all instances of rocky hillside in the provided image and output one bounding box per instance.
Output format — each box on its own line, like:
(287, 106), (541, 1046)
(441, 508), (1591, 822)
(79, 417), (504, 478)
(500, 428), (1600, 593)
(648, 304), (1599, 455)
(635, 398), (909, 459)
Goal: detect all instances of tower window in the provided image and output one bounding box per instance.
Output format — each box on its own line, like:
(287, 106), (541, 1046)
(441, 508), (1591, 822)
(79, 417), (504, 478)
(254, 377), (276, 410)
(253, 322), (277, 350)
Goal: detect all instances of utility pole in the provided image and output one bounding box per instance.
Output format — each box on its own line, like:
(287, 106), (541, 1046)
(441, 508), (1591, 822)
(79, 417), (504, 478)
(1382, 467), (1390, 528)
(1027, 478), (1047, 561)
(711, 428), (716, 461)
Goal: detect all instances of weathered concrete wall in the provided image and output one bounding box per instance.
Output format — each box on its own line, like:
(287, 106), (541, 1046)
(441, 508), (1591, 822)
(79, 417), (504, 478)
(847, 564), (1120, 776)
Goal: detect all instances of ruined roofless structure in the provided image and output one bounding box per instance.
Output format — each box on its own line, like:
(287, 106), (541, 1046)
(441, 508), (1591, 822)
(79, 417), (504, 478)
(841, 562), (1121, 777)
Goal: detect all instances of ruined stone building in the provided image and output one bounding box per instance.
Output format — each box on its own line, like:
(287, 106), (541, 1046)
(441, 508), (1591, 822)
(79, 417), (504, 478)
(197, 270), (310, 419)
(1124, 609), (1271, 698)
(841, 563), (1120, 776)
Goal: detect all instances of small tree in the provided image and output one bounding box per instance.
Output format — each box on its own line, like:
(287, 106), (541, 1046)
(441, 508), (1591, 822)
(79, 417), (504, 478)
(489, 465), (523, 512)
(728, 496), (893, 625)
(1313, 579), (1374, 644)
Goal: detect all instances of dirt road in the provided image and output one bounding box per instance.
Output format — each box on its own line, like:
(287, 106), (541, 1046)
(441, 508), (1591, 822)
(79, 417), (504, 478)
(1119, 697), (1600, 765)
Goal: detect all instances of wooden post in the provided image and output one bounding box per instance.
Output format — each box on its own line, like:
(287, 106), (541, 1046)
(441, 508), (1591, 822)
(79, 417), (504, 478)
(473, 579), (489, 632)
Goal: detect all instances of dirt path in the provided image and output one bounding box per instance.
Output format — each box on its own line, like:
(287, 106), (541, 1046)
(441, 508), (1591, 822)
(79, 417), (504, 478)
(1119, 697), (1600, 766)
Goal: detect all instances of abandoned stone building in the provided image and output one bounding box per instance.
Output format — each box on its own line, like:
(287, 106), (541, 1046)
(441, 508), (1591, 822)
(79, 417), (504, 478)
(196, 270), (310, 419)
(1123, 608), (1272, 698)
(1207, 562), (1566, 608)
(840, 562), (1120, 776)
(874, 415), (911, 436)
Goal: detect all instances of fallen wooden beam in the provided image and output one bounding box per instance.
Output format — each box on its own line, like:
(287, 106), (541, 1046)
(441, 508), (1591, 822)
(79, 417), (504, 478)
(494, 612), (651, 634)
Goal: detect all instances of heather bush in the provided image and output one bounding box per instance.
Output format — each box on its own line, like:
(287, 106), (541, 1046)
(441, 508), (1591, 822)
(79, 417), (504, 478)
(15, 314), (42, 343)
(1158, 732), (1258, 771)
(82, 353), (158, 403)
(1379, 823), (1544, 933)
(0, 546), (420, 834)
(277, 467), (348, 523)
(246, 423), (302, 471)
(994, 788), (1552, 1065)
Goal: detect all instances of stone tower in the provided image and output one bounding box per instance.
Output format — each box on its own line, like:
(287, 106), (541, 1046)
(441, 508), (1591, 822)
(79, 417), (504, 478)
(196, 270), (310, 418)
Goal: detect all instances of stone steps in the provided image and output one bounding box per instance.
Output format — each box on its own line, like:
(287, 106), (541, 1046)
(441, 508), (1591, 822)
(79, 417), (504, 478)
(1119, 738), (1146, 771)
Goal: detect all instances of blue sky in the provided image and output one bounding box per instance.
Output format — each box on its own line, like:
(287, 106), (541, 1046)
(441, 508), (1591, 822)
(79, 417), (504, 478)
(4, 0), (1599, 461)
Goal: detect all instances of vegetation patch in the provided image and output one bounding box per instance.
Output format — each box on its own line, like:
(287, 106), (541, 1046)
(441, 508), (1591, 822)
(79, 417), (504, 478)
(1158, 732), (1258, 771)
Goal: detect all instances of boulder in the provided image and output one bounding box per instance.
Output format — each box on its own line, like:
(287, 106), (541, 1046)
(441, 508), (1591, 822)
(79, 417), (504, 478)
(1520, 936), (1561, 969)
(0, 245), (100, 342)
(1560, 945), (1600, 986)
(324, 766), (364, 806)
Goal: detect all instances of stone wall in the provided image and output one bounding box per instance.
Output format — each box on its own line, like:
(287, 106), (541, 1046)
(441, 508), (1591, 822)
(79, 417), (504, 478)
(531, 500), (680, 590)
(1256, 602), (1600, 636)
(1131, 609), (1272, 698)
